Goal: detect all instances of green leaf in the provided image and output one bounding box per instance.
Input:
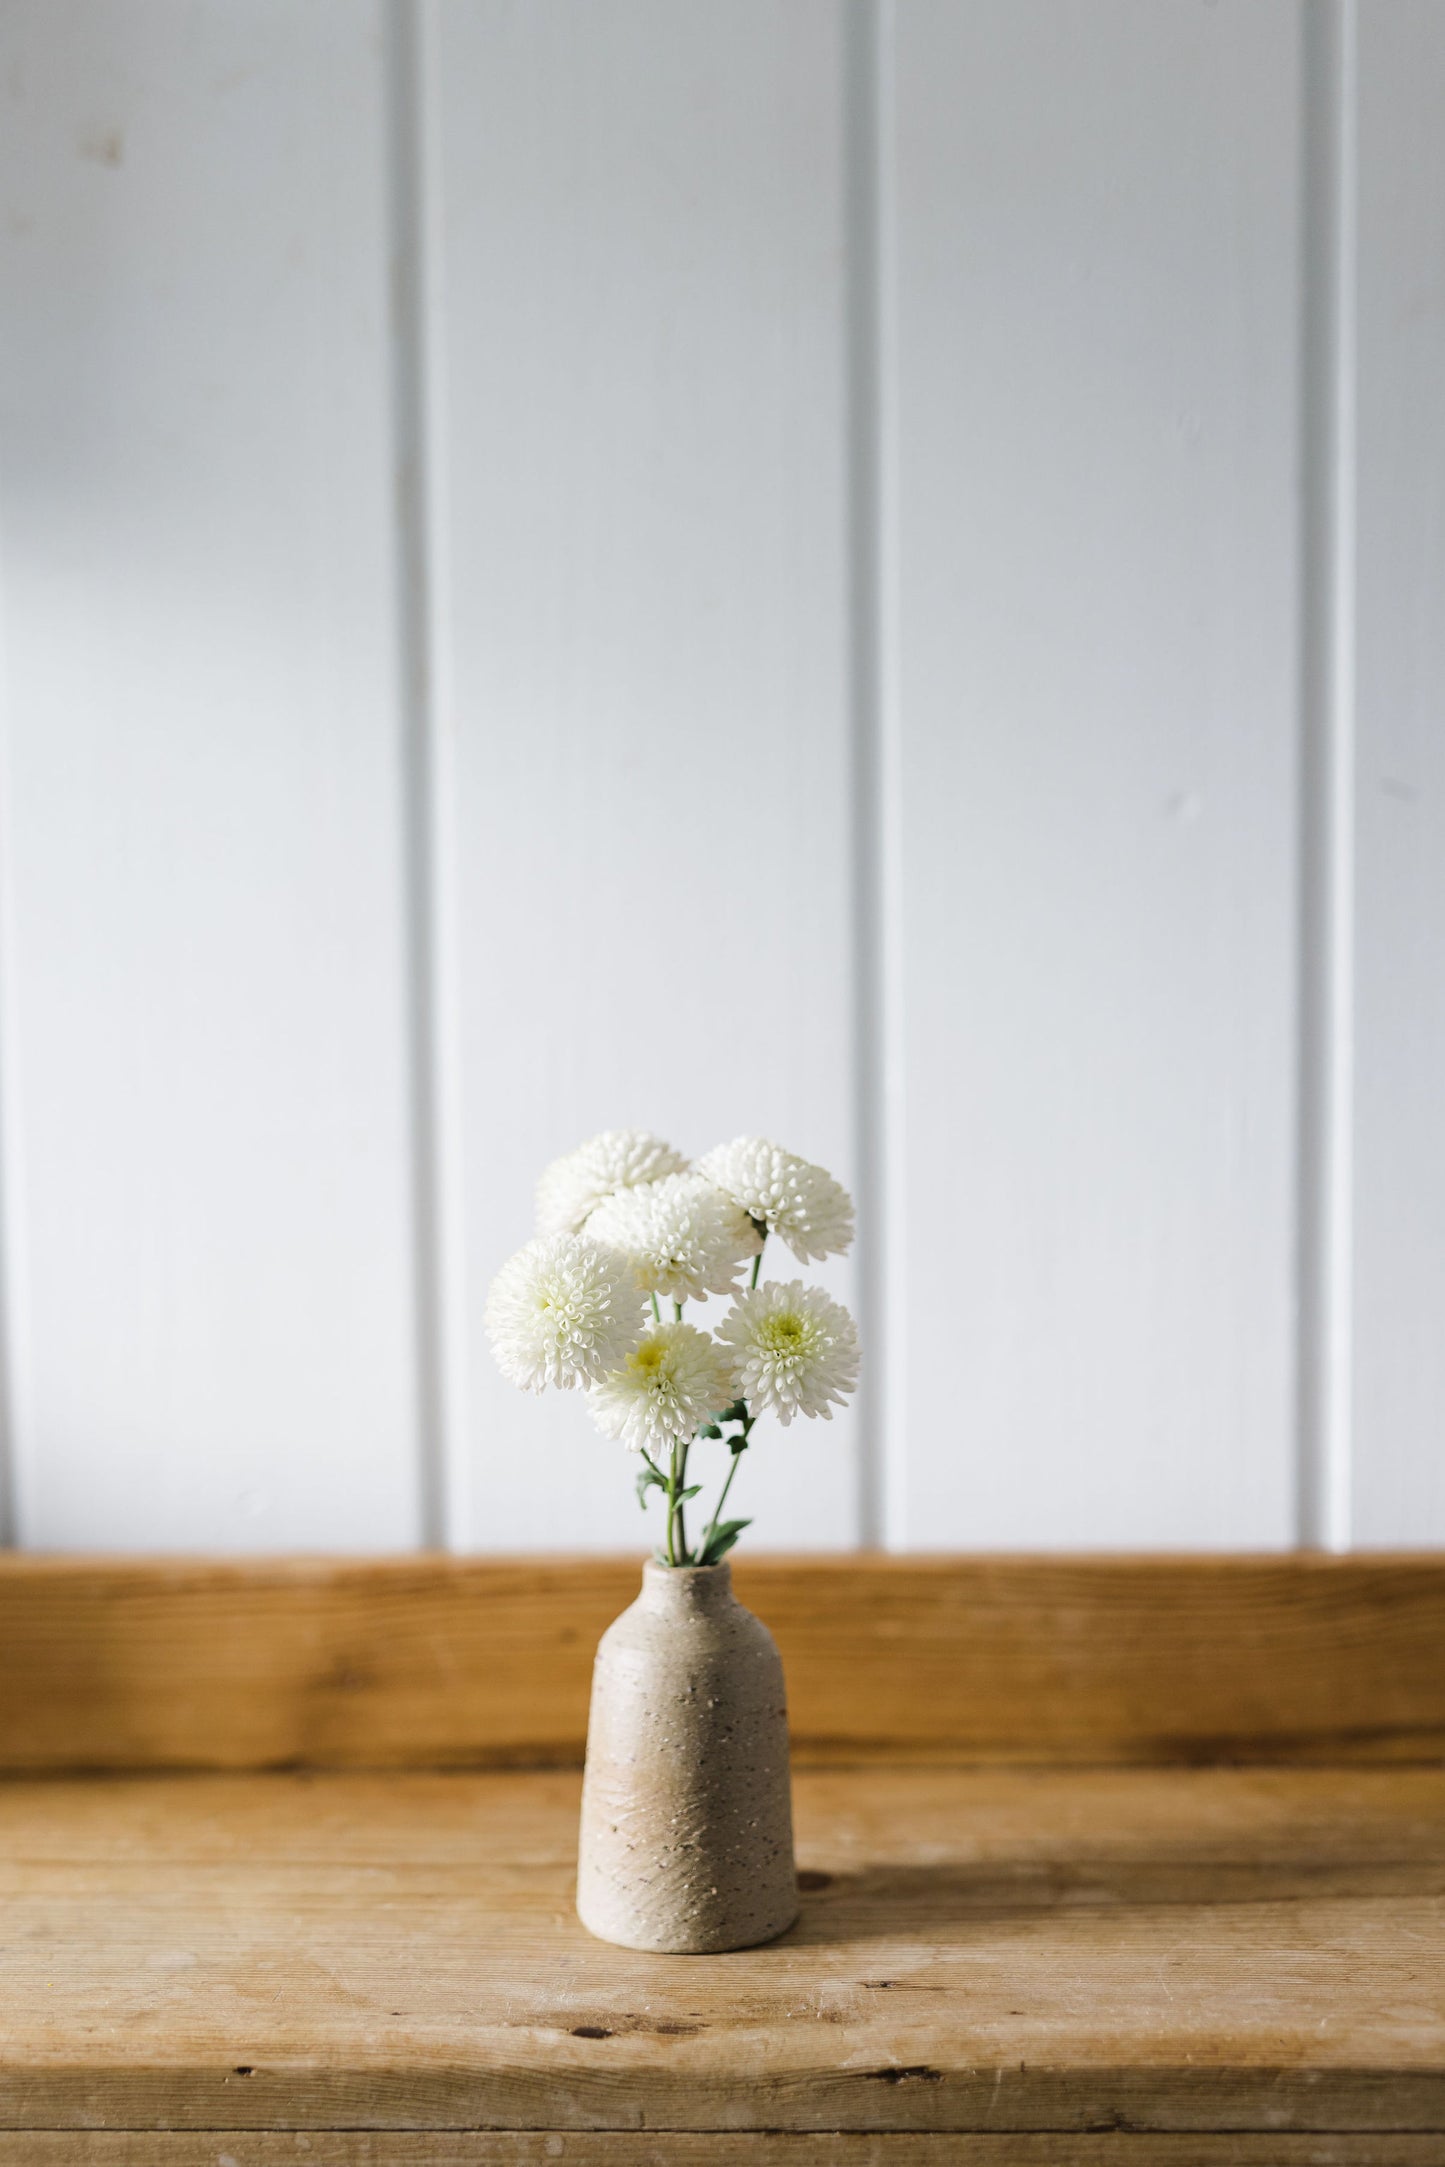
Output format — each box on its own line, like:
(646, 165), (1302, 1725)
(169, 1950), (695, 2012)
(675, 1483), (704, 1504)
(695, 1423), (722, 1440)
(635, 1461), (666, 1508)
(699, 1517), (752, 1565)
(716, 1400), (748, 1427)
(728, 1434), (750, 1456)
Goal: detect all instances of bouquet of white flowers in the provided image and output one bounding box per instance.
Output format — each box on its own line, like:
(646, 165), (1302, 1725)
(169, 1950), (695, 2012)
(485, 1131), (859, 1566)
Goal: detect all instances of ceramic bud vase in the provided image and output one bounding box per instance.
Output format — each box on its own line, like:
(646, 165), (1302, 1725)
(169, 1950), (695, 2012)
(576, 1559), (799, 1953)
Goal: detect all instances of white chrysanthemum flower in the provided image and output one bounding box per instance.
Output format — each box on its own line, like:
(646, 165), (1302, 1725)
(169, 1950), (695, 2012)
(535, 1128), (690, 1236)
(716, 1280), (859, 1426)
(485, 1232), (646, 1393)
(588, 1322), (739, 1456)
(696, 1137), (855, 1263)
(587, 1171), (762, 1304)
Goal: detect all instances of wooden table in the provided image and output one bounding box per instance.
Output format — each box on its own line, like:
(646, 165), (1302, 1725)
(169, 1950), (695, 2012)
(1, 1763), (1442, 2161)
(0, 1557), (1442, 2160)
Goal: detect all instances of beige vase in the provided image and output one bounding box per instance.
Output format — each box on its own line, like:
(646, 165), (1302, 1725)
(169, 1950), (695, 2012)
(576, 1559), (799, 1953)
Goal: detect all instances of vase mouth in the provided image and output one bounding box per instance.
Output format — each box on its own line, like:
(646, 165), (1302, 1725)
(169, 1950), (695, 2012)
(643, 1557), (731, 1574)
(639, 1556), (734, 1603)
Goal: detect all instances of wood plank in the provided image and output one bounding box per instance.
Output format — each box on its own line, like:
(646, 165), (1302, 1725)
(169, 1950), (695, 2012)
(0, 2137), (1438, 2164)
(887, 0), (1301, 1544)
(0, 1556), (1442, 1771)
(428, 0), (860, 1549)
(1352, 1), (1445, 1544)
(0, 1766), (1440, 2133)
(0, 2), (421, 1547)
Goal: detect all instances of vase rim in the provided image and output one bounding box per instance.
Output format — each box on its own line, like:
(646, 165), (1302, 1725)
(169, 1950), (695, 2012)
(641, 1556), (732, 1578)
(638, 1556), (735, 1604)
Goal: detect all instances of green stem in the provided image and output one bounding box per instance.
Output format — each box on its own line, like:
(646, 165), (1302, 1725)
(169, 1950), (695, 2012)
(673, 1299), (683, 1321)
(749, 1238), (765, 1290)
(650, 1292), (662, 1324)
(667, 1436), (693, 1566)
(665, 1442), (679, 1566)
(677, 1435), (692, 1562)
(702, 1446), (744, 1554)
(701, 1409), (754, 1558)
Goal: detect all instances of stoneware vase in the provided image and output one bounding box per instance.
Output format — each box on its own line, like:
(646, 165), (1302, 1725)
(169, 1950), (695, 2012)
(576, 1559), (799, 1953)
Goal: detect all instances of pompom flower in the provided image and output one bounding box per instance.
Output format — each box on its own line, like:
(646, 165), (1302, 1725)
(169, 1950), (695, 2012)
(697, 1137), (854, 1263)
(535, 1128), (690, 1236)
(588, 1322), (739, 1456)
(715, 1279), (860, 1426)
(484, 1232), (646, 1393)
(587, 1171), (762, 1304)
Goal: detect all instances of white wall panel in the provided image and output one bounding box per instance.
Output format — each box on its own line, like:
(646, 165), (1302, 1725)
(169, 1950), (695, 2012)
(0, 2), (422, 1546)
(431, 0), (859, 1549)
(1352, 1), (1445, 1545)
(887, 0), (1302, 1546)
(1, 0), (1441, 1557)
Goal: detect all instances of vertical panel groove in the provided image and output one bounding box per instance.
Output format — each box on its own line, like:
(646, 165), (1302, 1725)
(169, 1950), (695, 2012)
(1297, 0), (1358, 1552)
(386, 0), (468, 1550)
(844, 0), (906, 1550)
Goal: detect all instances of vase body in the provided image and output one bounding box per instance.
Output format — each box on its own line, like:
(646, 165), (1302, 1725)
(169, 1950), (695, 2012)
(576, 1559), (799, 1953)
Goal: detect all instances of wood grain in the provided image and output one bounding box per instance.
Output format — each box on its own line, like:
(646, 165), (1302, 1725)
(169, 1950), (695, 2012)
(0, 1765), (1440, 2136)
(0, 2139), (1439, 2164)
(0, 1555), (1443, 1772)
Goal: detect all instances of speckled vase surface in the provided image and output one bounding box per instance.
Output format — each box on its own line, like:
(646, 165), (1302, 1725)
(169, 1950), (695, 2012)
(576, 1559), (799, 1954)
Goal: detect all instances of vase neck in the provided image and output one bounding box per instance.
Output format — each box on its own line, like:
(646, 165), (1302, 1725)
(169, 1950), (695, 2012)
(639, 1558), (735, 1615)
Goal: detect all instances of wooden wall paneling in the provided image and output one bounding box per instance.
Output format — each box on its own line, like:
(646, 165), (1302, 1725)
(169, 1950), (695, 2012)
(1351, 2), (1445, 1544)
(887, 0), (1303, 1546)
(430, 1), (860, 1548)
(0, 2), (422, 1546)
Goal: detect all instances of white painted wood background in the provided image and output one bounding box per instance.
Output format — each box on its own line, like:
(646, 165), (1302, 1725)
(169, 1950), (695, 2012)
(0, 0), (1438, 1553)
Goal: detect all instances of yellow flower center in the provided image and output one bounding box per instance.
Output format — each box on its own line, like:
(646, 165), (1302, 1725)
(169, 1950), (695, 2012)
(760, 1311), (808, 1355)
(629, 1338), (668, 1377)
